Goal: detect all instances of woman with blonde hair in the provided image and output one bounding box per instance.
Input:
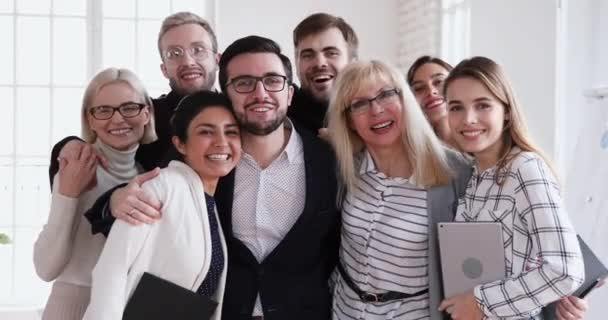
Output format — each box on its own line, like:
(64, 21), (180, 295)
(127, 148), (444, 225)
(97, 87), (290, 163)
(439, 56), (584, 319)
(326, 60), (471, 320)
(34, 68), (156, 320)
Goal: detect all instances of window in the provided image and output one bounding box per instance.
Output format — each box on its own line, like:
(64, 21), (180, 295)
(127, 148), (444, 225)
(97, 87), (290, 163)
(440, 0), (470, 64)
(0, 0), (213, 311)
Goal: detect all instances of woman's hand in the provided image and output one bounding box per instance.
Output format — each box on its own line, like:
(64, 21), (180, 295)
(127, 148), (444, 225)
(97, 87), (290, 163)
(58, 145), (97, 197)
(439, 289), (483, 320)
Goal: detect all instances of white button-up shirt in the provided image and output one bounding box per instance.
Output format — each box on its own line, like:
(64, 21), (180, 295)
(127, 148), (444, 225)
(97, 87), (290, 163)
(232, 121), (306, 316)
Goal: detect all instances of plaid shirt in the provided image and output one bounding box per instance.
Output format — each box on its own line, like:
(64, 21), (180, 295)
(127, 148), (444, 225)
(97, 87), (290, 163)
(455, 148), (584, 319)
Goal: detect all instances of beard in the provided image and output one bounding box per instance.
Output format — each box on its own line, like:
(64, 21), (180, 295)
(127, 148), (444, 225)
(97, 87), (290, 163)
(235, 101), (288, 136)
(169, 68), (217, 96)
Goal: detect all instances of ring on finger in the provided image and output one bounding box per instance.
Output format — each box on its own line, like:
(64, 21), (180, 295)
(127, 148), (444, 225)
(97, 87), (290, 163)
(128, 208), (136, 217)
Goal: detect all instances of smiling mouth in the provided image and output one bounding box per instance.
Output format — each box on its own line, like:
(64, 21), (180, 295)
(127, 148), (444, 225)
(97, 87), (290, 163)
(180, 71), (203, 81)
(461, 129), (485, 137)
(371, 121), (394, 131)
(424, 98), (444, 110)
(311, 74), (333, 84)
(109, 128), (132, 135)
(206, 153), (231, 161)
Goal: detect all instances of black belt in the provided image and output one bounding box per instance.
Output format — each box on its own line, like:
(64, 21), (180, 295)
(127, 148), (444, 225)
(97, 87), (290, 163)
(337, 262), (429, 303)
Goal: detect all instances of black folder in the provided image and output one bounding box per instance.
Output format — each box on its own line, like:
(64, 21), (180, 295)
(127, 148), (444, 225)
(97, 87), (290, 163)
(572, 235), (608, 297)
(123, 272), (218, 320)
(543, 235), (607, 318)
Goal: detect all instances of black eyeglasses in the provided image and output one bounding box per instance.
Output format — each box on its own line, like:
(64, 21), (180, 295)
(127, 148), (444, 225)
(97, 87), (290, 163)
(226, 75), (288, 93)
(347, 88), (401, 115)
(89, 102), (146, 120)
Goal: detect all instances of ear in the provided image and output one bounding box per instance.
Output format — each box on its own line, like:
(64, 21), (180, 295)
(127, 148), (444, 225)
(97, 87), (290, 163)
(86, 112), (97, 133)
(214, 52), (221, 64)
(142, 105), (151, 125)
(160, 63), (169, 79)
(286, 84), (295, 108)
(172, 136), (187, 156)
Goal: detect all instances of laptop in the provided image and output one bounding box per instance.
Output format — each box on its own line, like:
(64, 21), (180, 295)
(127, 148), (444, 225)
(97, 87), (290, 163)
(123, 272), (218, 320)
(438, 222), (506, 298)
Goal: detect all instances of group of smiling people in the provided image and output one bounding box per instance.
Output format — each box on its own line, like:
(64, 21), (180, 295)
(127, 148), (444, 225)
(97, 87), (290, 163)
(33, 11), (589, 320)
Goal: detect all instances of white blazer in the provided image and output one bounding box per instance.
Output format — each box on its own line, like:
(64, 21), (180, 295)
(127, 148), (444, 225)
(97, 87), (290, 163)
(83, 161), (228, 320)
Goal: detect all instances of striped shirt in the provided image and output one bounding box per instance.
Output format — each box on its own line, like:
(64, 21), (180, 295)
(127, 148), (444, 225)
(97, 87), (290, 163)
(333, 151), (431, 320)
(455, 148), (584, 319)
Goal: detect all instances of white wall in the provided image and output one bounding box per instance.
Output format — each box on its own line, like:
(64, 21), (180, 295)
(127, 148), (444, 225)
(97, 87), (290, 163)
(563, 1), (608, 319)
(215, 0), (399, 85)
(469, 0), (560, 160)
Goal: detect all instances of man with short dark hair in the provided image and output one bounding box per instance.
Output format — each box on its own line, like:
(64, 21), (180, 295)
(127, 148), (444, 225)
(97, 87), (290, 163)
(216, 35), (340, 320)
(288, 12), (359, 135)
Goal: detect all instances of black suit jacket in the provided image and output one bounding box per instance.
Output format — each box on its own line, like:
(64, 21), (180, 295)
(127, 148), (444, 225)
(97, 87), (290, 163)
(215, 125), (340, 320)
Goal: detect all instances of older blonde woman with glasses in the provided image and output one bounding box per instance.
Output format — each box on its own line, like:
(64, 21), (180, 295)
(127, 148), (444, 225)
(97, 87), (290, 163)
(34, 68), (156, 320)
(325, 60), (471, 320)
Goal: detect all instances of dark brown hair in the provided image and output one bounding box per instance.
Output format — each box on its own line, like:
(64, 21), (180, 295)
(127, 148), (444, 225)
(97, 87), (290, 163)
(406, 55), (453, 86)
(293, 13), (359, 59)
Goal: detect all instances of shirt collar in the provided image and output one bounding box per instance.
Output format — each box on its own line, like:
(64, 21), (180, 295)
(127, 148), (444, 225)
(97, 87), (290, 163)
(282, 119), (303, 164)
(358, 149), (417, 185)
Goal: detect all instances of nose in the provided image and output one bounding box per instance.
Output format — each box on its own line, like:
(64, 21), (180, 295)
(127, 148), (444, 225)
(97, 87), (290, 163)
(252, 79), (269, 99)
(313, 53), (328, 68)
(427, 81), (439, 96)
(369, 100), (385, 115)
(181, 51), (196, 65)
(110, 110), (127, 123)
(214, 132), (228, 147)
(464, 108), (478, 124)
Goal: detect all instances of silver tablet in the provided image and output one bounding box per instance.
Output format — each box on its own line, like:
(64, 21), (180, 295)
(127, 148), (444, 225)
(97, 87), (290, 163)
(438, 222), (506, 298)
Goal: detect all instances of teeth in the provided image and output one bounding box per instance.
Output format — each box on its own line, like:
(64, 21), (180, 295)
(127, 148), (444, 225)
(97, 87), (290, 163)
(182, 73), (201, 80)
(312, 75), (332, 82)
(207, 154), (230, 161)
(109, 128), (131, 135)
(462, 130), (483, 137)
(251, 107), (270, 112)
(371, 121), (392, 129)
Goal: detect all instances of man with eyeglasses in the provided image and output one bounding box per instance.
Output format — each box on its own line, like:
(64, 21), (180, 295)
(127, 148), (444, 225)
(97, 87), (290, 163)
(210, 35), (339, 320)
(288, 13), (359, 137)
(48, 12), (220, 221)
(83, 35), (339, 320)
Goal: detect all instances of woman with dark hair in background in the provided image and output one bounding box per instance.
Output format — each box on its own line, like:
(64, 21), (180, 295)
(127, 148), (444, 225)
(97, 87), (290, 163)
(407, 56), (456, 148)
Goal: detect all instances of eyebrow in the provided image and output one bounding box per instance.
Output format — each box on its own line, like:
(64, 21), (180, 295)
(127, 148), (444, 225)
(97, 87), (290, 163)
(299, 46), (341, 55)
(195, 123), (239, 129)
(447, 97), (493, 105)
(411, 73), (447, 86)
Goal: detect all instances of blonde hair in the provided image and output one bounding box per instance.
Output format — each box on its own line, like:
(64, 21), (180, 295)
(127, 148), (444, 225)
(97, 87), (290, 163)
(157, 11), (217, 58)
(81, 68), (157, 144)
(444, 56), (558, 183)
(327, 60), (453, 191)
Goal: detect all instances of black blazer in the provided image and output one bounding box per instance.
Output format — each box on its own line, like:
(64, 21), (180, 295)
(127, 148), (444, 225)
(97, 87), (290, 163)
(215, 125), (340, 320)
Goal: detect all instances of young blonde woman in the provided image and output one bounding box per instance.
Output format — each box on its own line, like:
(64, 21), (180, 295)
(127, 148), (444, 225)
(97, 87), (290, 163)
(326, 60), (471, 320)
(34, 68), (156, 320)
(83, 91), (241, 320)
(407, 56), (456, 147)
(440, 56), (585, 320)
